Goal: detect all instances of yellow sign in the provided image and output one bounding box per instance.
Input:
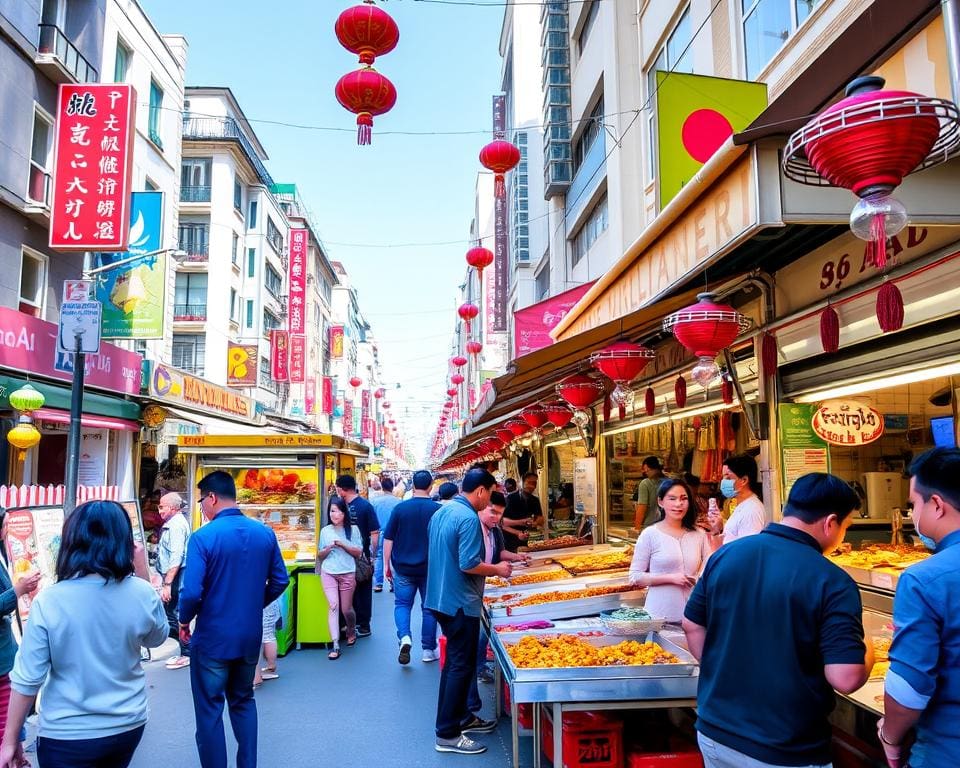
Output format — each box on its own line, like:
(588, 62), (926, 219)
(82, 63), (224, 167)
(811, 400), (884, 446)
(178, 434), (336, 449)
(151, 363), (255, 420)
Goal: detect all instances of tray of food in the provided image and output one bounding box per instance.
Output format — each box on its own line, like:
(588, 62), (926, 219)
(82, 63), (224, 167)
(523, 543), (616, 563)
(555, 548), (634, 575)
(520, 535), (593, 553)
(487, 582), (646, 618)
(829, 544), (930, 591)
(599, 607), (666, 635)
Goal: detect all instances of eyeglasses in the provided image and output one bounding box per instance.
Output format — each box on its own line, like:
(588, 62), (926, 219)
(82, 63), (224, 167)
(197, 493), (213, 506)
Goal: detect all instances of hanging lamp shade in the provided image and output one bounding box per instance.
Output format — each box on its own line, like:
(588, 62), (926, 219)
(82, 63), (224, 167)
(589, 341), (655, 410)
(543, 404), (573, 428)
(335, 66), (397, 145)
(556, 373), (603, 427)
(520, 406), (549, 430)
(663, 292), (750, 388)
(7, 420), (40, 454)
(450, 373), (465, 386)
(505, 419), (529, 437)
(335, 1), (399, 65)
(8, 384), (45, 413)
(451, 355), (468, 368)
(466, 246), (494, 288)
(480, 139), (521, 198)
(466, 340), (483, 357)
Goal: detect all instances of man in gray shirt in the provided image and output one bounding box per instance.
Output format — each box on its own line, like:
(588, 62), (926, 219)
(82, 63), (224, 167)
(158, 492), (191, 669)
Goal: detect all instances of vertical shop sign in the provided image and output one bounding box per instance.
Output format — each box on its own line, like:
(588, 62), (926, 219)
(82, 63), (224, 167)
(574, 457), (598, 516)
(361, 388), (371, 430)
(329, 326), (344, 359)
(50, 84), (137, 252)
(343, 399), (354, 436)
(288, 229), (307, 333)
(779, 403), (830, 496)
(305, 377), (317, 415)
(270, 330), (289, 382)
(289, 335), (305, 383)
(322, 376), (334, 415)
(362, 418), (373, 440)
(492, 95), (508, 332)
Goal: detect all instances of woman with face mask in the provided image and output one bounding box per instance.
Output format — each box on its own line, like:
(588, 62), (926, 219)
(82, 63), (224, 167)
(707, 454), (766, 551)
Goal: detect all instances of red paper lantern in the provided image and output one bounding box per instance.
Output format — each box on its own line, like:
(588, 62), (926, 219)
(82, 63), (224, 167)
(446, 387), (458, 397)
(760, 332), (778, 379)
(479, 139), (521, 198)
(335, 66), (397, 145)
(505, 419), (529, 437)
(877, 281), (905, 332)
(675, 376), (687, 408)
(458, 303), (479, 332)
(555, 374), (603, 428)
(466, 246), (494, 287)
(590, 341), (655, 410)
(443, 401), (454, 410)
(644, 387), (656, 417)
(374, 388), (385, 399)
(349, 376), (362, 388)
(451, 355), (468, 369)
(466, 340), (483, 357)
(335, 1), (399, 66)
(663, 292), (750, 388)
(382, 401), (391, 409)
(520, 406), (549, 430)
(495, 428), (515, 444)
(784, 76), (960, 270)
(543, 404), (572, 428)
(450, 373), (465, 386)
(820, 306), (840, 354)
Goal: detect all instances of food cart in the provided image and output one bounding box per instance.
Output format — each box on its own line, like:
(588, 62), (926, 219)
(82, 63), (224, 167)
(176, 433), (368, 653)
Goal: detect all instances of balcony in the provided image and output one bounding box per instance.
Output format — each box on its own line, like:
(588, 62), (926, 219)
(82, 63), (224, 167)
(181, 185), (211, 203)
(182, 115), (274, 187)
(178, 224), (210, 265)
(174, 304), (208, 321)
(36, 25), (98, 84)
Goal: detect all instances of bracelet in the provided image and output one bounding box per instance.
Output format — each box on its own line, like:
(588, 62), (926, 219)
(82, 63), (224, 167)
(163, 582), (172, 587)
(878, 726), (901, 747)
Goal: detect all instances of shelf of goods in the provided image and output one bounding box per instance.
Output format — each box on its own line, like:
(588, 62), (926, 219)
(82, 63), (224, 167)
(239, 504), (317, 563)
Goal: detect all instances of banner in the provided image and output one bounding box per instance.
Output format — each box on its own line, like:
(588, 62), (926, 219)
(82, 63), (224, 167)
(289, 334), (305, 383)
(322, 376), (333, 415)
(513, 281), (595, 358)
(227, 343), (258, 387)
(329, 325), (344, 359)
(361, 388), (371, 428)
(656, 72), (766, 208)
(305, 377), (317, 415)
(362, 417), (373, 440)
(343, 398), (354, 436)
(50, 84), (137, 252)
(288, 228), (307, 333)
(270, 330), (289, 382)
(492, 95), (508, 332)
(96, 191), (164, 338)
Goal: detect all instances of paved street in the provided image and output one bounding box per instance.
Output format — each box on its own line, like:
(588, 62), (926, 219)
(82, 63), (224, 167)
(122, 590), (528, 768)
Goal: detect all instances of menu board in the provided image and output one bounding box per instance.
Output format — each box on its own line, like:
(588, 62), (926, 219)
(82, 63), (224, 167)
(573, 458), (598, 516)
(120, 500), (145, 546)
(4, 506), (64, 621)
(233, 467), (318, 506)
(779, 404), (831, 495)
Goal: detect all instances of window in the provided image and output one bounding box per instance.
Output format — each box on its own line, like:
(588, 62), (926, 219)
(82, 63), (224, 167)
(114, 39), (131, 82)
(148, 79), (163, 148)
(230, 289), (237, 320)
(172, 334), (205, 375)
(245, 299), (254, 328)
(18, 250), (46, 317)
(248, 200), (258, 229)
(180, 158), (211, 202)
(570, 194), (608, 267)
(266, 217), (283, 253)
(232, 233), (239, 265)
(259, 355), (273, 390)
(576, 1), (600, 56)
(144, 178), (158, 191)
(646, 8), (693, 180)
(263, 310), (280, 334)
(247, 248), (256, 278)
(28, 109), (53, 205)
(743, 0), (820, 79)
(535, 263), (551, 302)
(233, 178), (243, 211)
(265, 265), (283, 298)
(174, 273), (208, 319)
(573, 98), (604, 174)
(134, 339), (147, 358)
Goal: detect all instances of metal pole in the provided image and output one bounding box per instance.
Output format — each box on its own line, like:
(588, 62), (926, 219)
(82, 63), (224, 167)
(944, 0), (960, 104)
(63, 334), (85, 515)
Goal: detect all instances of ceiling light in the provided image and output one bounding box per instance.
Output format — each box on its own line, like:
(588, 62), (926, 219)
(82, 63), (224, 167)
(793, 362), (960, 403)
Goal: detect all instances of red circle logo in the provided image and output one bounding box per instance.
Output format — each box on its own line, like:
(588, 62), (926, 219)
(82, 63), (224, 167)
(681, 109), (734, 163)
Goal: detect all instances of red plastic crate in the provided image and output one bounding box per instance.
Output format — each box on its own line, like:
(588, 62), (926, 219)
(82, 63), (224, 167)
(542, 711), (623, 768)
(627, 753), (703, 768)
(502, 682), (534, 729)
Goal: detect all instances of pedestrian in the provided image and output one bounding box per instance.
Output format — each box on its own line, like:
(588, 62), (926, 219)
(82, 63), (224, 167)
(425, 468), (512, 755)
(683, 472), (872, 768)
(0, 501), (167, 768)
(438, 482), (459, 503)
(335, 474), (379, 637)
(632, 456), (667, 532)
(879, 447), (960, 768)
(253, 596), (282, 685)
(502, 472), (543, 553)
(629, 478), (711, 622)
(371, 477), (401, 593)
(706, 454), (766, 549)
(178, 471), (290, 768)
(157, 491), (191, 670)
(503, 478), (517, 494)
(316, 495), (362, 661)
(383, 470), (441, 666)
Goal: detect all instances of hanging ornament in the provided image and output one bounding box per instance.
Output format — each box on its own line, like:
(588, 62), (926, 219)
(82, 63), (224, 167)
(382, 401), (391, 409)
(349, 376), (362, 388)
(760, 332), (779, 378)
(543, 404), (573, 428)
(589, 341), (655, 413)
(663, 292), (750, 388)
(334, 66), (397, 145)
(9, 384), (45, 413)
(443, 401), (454, 410)
(505, 419), (529, 437)
(7, 417), (41, 460)
(479, 139), (521, 197)
(374, 388), (385, 399)
(675, 376), (687, 408)
(450, 373), (465, 386)
(466, 246), (494, 289)
(335, 1), (400, 66)
(446, 387), (458, 398)
(458, 303), (479, 332)
(644, 387), (656, 417)
(466, 340), (483, 358)
(721, 375), (734, 405)
(556, 374), (603, 427)
(784, 76), (960, 270)
(521, 406), (549, 439)
(451, 355), (468, 369)
(820, 306), (840, 354)
(495, 427), (515, 445)
(877, 280), (905, 333)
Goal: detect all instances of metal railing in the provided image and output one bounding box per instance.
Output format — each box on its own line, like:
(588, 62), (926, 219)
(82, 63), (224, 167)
(37, 25), (98, 83)
(181, 185), (211, 203)
(182, 115), (274, 186)
(173, 304), (207, 321)
(178, 224), (210, 261)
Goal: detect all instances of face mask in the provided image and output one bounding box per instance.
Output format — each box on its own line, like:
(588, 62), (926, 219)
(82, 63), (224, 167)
(720, 479), (737, 499)
(913, 503), (937, 551)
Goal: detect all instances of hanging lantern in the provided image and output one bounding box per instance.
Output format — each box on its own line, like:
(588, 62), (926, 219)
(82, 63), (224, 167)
(466, 340), (483, 358)
(820, 306), (840, 354)
(142, 405), (168, 429)
(443, 401), (454, 410)
(877, 281), (905, 333)
(458, 303), (479, 332)
(663, 292), (750, 388)
(521, 405), (549, 431)
(466, 246), (494, 288)
(374, 388), (385, 399)
(446, 387), (458, 397)
(335, 66), (397, 145)
(543, 404), (572, 428)
(505, 419), (529, 437)
(9, 384), (45, 414)
(721, 376), (734, 405)
(450, 373), (465, 386)
(760, 332), (779, 379)
(675, 376), (687, 408)
(644, 387), (656, 417)
(589, 341), (655, 411)
(335, 1), (399, 66)
(556, 374), (603, 427)
(349, 376), (362, 388)
(7, 418), (41, 458)
(451, 355), (468, 369)
(382, 401), (391, 409)
(784, 76), (960, 270)
(495, 427), (516, 444)
(479, 139), (521, 198)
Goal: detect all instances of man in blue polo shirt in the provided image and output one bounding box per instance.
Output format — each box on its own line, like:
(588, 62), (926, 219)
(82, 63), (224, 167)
(879, 447), (960, 768)
(683, 472), (872, 767)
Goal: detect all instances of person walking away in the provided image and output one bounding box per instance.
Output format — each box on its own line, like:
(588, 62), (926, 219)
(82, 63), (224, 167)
(0, 501), (167, 768)
(371, 477), (401, 593)
(629, 478), (711, 622)
(253, 596), (282, 685)
(316, 495), (363, 660)
(426, 469), (512, 755)
(335, 475), (379, 637)
(382, 470), (440, 666)
(683, 473), (872, 768)
(879, 447), (960, 768)
(633, 457), (666, 532)
(157, 492), (191, 670)
(502, 472), (543, 553)
(438, 482), (459, 504)
(178, 471), (289, 768)
(706, 454), (765, 550)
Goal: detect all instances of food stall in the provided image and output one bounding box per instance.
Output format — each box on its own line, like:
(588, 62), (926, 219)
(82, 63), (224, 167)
(176, 433), (368, 653)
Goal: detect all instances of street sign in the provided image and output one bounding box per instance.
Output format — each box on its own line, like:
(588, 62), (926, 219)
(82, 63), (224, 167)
(57, 301), (102, 355)
(63, 280), (94, 301)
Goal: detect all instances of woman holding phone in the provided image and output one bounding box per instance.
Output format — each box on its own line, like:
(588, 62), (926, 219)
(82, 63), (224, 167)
(316, 495), (363, 660)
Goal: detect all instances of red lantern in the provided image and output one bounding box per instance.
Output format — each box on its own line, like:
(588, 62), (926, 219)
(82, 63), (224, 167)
(374, 388), (384, 399)
(784, 76), (960, 270)
(451, 355), (468, 369)
(495, 427), (515, 444)
(760, 332), (779, 379)
(349, 376), (362, 388)
(663, 292), (750, 388)
(443, 401), (453, 410)
(543, 404), (572, 428)
(335, 1), (399, 66)
(555, 374), (603, 428)
(446, 387), (458, 397)
(450, 373), (465, 386)
(644, 387), (656, 417)
(479, 139), (521, 197)
(382, 401), (391, 409)
(877, 281), (905, 333)
(335, 66), (397, 145)
(721, 376), (734, 405)
(675, 376), (687, 408)
(589, 341), (655, 410)
(466, 246), (494, 288)
(505, 419), (529, 437)
(820, 306), (840, 354)
(520, 406), (549, 430)
(458, 303), (479, 332)
(466, 340), (483, 358)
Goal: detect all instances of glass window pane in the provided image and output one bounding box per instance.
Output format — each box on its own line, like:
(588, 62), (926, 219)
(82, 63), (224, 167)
(667, 8), (693, 71)
(31, 116), (50, 166)
(795, 0), (821, 25)
(20, 253), (43, 305)
(743, 0), (791, 80)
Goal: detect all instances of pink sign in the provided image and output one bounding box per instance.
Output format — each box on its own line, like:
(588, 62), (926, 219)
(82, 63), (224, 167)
(288, 229), (307, 334)
(0, 307), (141, 395)
(289, 334), (305, 384)
(513, 282), (596, 358)
(270, 330), (289, 382)
(305, 377), (317, 415)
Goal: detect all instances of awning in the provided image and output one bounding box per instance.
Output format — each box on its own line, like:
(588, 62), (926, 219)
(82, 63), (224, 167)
(0, 374), (141, 421)
(162, 406), (267, 436)
(33, 408), (140, 432)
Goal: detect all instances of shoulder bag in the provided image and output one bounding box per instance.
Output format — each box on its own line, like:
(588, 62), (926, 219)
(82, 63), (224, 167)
(350, 525), (373, 583)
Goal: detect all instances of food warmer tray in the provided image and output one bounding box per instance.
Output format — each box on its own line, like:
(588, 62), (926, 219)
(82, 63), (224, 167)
(485, 572), (629, 596)
(523, 543), (616, 563)
(488, 589), (647, 619)
(838, 564), (902, 593)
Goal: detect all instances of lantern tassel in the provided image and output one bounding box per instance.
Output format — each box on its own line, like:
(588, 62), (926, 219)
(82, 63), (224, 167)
(494, 174), (505, 198)
(675, 375), (687, 408)
(618, 401), (626, 420)
(761, 332), (778, 378)
(877, 281), (905, 333)
(645, 387), (656, 417)
(603, 395), (611, 422)
(865, 213), (888, 270)
(721, 377), (734, 405)
(820, 306), (840, 354)
(357, 113), (373, 146)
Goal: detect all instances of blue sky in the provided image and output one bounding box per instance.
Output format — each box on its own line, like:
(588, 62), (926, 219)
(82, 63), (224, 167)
(141, 0), (505, 456)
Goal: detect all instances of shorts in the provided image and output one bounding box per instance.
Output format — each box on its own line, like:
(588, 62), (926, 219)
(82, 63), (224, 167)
(262, 599), (281, 643)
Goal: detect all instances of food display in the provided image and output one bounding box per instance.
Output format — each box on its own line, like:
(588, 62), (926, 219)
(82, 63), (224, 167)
(507, 584), (636, 608)
(870, 660), (891, 680)
(506, 634), (681, 669)
(522, 535), (591, 553)
(494, 620), (555, 632)
(556, 548), (634, 575)
(236, 468), (317, 505)
(486, 576), (510, 589)
(829, 544), (929, 570)
(509, 568), (571, 586)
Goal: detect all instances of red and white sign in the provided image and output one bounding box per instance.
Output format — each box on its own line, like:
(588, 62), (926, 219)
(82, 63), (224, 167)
(63, 280), (94, 301)
(812, 399), (885, 446)
(513, 281), (595, 358)
(288, 229), (307, 334)
(270, 330), (289, 382)
(50, 84), (136, 252)
(305, 377), (317, 415)
(289, 334), (305, 383)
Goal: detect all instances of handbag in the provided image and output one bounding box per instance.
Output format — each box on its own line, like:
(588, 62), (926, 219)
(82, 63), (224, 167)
(354, 552), (373, 584)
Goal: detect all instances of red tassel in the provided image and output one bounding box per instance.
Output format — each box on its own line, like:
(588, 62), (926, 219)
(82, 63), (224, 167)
(761, 332), (778, 378)
(603, 395), (611, 422)
(692, 416), (702, 431)
(864, 214), (888, 270)
(675, 376), (687, 408)
(357, 113), (373, 146)
(877, 281), (905, 332)
(494, 174), (505, 198)
(645, 387), (656, 416)
(721, 376), (734, 405)
(820, 307), (840, 354)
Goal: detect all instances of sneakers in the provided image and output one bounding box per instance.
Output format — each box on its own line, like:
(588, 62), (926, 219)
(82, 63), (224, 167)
(165, 655), (190, 670)
(460, 716), (497, 735)
(356, 626), (372, 638)
(422, 648), (439, 663)
(398, 636), (412, 665)
(435, 735), (487, 755)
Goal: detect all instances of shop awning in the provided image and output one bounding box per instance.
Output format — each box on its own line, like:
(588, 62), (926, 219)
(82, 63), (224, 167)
(33, 408), (140, 431)
(0, 374), (141, 421)
(162, 406), (267, 436)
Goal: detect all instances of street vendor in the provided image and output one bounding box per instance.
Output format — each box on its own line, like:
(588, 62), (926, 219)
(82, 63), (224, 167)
(502, 473), (543, 552)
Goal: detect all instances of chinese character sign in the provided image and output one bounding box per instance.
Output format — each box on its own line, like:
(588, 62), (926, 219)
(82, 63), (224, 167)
(288, 229), (307, 333)
(329, 325), (344, 359)
(50, 84), (136, 252)
(289, 334), (305, 383)
(322, 377), (334, 415)
(361, 388), (371, 427)
(305, 377), (317, 415)
(343, 399), (354, 436)
(270, 330), (289, 382)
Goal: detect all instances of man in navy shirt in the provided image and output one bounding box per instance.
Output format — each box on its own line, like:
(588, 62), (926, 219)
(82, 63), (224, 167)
(880, 447), (960, 768)
(336, 474), (379, 637)
(179, 471), (289, 768)
(683, 473), (872, 767)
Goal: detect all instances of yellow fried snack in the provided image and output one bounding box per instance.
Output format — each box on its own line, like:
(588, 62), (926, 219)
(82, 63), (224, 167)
(509, 569), (570, 586)
(557, 549), (634, 574)
(829, 545), (930, 571)
(506, 634), (681, 668)
(523, 535), (586, 552)
(509, 584), (636, 608)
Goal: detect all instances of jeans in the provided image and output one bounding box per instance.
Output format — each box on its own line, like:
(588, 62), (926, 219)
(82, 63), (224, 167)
(164, 569), (189, 656)
(374, 537), (385, 587)
(698, 734), (832, 768)
(434, 609), (480, 739)
(355, 556), (373, 630)
(320, 570), (356, 645)
(190, 652), (258, 768)
(37, 724), (144, 768)
(466, 627), (490, 715)
(393, 571), (438, 649)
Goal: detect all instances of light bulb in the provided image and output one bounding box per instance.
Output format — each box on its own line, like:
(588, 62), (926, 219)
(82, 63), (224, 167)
(611, 384), (635, 409)
(850, 191), (908, 241)
(690, 356), (720, 388)
(572, 409), (591, 427)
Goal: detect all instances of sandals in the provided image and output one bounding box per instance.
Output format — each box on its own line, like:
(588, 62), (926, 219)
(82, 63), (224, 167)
(328, 648), (342, 660)
(346, 635), (357, 647)
(261, 670), (279, 680)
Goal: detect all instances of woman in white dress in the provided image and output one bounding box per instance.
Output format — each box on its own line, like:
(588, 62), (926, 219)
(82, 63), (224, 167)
(628, 478), (711, 623)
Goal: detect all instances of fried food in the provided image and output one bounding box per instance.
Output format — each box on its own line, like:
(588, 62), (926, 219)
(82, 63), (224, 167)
(829, 544), (929, 571)
(506, 634), (681, 668)
(509, 584), (636, 608)
(486, 576), (510, 589)
(509, 569), (570, 586)
(557, 549), (634, 575)
(522, 535), (589, 552)
(870, 660), (890, 680)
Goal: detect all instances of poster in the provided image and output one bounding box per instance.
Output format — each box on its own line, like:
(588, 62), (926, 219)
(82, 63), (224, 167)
(4, 506), (64, 621)
(120, 500), (145, 547)
(573, 457), (598, 516)
(78, 429), (108, 486)
(779, 404), (831, 496)
(227, 343), (258, 387)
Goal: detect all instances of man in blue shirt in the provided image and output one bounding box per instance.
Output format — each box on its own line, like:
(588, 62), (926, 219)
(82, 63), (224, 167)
(179, 471), (289, 768)
(683, 473), (872, 767)
(425, 468), (511, 755)
(880, 447), (960, 768)
(336, 474), (379, 637)
(371, 476), (402, 592)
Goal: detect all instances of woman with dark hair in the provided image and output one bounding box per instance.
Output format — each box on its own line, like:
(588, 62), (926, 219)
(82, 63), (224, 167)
(0, 501), (167, 768)
(708, 453), (766, 550)
(628, 478), (711, 622)
(316, 495), (362, 660)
